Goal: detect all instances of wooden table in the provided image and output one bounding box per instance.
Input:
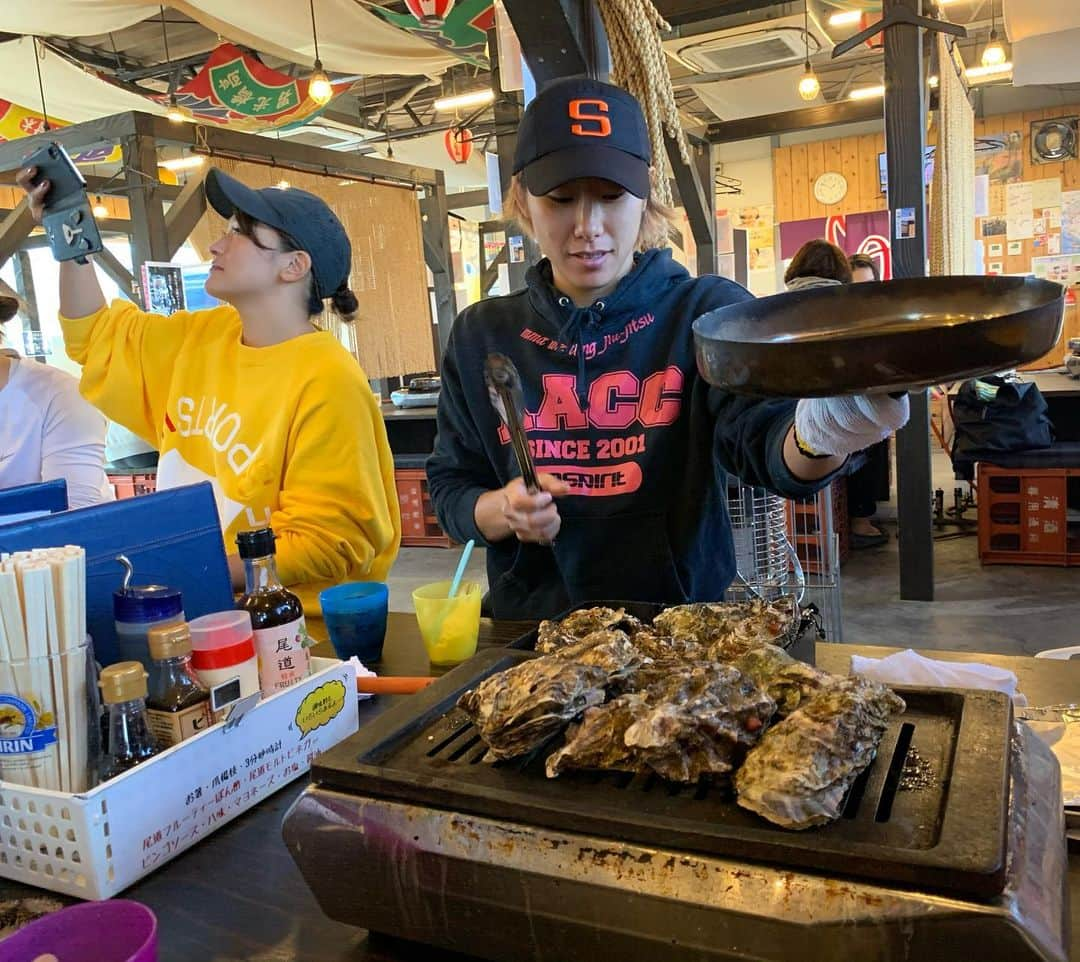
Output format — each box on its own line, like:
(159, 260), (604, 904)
(2, 614), (1078, 961)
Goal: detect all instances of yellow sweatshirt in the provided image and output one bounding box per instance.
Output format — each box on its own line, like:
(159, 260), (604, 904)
(60, 300), (401, 629)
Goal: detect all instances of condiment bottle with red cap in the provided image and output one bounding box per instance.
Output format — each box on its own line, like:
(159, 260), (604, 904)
(187, 611), (260, 721)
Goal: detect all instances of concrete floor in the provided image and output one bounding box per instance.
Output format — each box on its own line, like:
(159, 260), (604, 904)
(389, 519), (1077, 658)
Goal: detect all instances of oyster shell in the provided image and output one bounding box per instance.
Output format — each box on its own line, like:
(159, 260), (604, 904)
(549, 663), (776, 783)
(458, 657), (608, 761)
(733, 644), (834, 718)
(536, 606), (643, 653)
(652, 598), (797, 661)
(548, 628), (642, 683)
(735, 678), (906, 829)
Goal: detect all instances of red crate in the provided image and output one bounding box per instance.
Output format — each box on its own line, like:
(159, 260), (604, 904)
(785, 478), (849, 573)
(395, 468), (454, 548)
(977, 464), (1076, 566)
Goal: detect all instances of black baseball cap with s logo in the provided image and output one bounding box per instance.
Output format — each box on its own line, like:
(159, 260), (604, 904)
(512, 77), (652, 199)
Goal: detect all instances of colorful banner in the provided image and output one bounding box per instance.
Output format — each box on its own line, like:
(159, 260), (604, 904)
(0, 99), (121, 164)
(149, 44), (352, 132)
(374, 0), (494, 67)
(779, 211), (894, 280)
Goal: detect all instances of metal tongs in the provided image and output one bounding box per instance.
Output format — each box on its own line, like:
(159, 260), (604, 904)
(1018, 704), (1080, 724)
(484, 353), (540, 492)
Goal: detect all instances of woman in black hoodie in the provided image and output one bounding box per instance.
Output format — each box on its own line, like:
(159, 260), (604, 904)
(426, 78), (909, 620)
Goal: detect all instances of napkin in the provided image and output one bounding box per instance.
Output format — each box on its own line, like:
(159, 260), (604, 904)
(849, 648), (1027, 706)
(1027, 722), (1080, 807)
(349, 656), (377, 700)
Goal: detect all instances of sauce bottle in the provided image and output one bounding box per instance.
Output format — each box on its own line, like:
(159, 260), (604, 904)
(99, 662), (160, 781)
(146, 623), (212, 748)
(236, 528), (311, 696)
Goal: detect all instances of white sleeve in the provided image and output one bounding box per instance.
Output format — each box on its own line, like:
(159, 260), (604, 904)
(40, 374), (112, 509)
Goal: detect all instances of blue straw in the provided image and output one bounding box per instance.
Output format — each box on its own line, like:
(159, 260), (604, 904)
(447, 539), (475, 599)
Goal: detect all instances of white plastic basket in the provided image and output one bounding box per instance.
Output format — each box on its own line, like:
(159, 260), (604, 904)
(0, 657), (358, 900)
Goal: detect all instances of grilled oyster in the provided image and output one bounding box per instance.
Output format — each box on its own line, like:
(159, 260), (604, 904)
(548, 628), (642, 683)
(536, 606), (643, 653)
(628, 630), (708, 664)
(652, 598), (797, 661)
(733, 644), (834, 718)
(546, 693), (651, 777)
(458, 657), (608, 761)
(735, 678), (906, 829)
(547, 663), (776, 782)
(623, 663), (776, 782)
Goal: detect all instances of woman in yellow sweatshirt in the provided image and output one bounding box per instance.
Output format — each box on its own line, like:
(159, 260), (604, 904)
(16, 166), (401, 629)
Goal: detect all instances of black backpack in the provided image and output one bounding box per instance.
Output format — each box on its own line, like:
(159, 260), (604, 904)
(951, 376), (1055, 481)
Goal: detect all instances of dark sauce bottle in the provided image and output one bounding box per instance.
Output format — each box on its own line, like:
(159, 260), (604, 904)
(99, 662), (160, 781)
(236, 528), (311, 696)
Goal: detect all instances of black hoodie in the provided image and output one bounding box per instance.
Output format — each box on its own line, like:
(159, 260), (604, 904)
(427, 249), (839, 620)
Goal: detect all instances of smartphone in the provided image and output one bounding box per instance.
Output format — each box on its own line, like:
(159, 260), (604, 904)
(22, 141), (103, 262)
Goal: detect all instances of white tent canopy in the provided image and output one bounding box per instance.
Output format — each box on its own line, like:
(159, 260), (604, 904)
(0, 37), (166, 124)
(5, 1), (455, 77)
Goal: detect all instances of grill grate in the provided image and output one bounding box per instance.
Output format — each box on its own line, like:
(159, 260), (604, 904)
(315, 649), (1013, 897)
(418, 710), (915, 823)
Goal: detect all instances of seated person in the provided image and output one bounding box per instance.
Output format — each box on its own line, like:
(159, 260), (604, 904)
(0, 295), (112, 508)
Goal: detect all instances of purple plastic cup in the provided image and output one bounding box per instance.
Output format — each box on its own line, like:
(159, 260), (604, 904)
(0, 899), (157, 962)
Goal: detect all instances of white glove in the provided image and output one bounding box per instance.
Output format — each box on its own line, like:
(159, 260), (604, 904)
(794, 394), (910, 459)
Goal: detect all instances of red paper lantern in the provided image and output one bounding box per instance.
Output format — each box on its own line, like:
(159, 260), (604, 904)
(405, 0), (455, 25)
(444, 127), (473, 165)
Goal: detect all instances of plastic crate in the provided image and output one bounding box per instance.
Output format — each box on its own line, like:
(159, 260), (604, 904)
(395, 468), (453, 548)
(0, 657), (357, 900)
(785, 478), (849, 573)
(977, 463), (1076, 566)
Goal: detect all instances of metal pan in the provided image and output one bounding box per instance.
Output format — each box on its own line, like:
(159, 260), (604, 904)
(693, 275), (1065, 398)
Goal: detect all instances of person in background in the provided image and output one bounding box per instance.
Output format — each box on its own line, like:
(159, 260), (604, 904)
(426, 78), (909, 619)
(16, 167), (401, 631)
(0, 295), (112, 508)
(847, 252), (891, 548)
(782, 238), (852, 290)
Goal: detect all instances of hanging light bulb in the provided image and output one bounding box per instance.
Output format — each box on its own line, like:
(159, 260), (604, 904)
(982, 29), (1006, 67)
(308, 61), (333, 106)
(798, 61), (820, 101)
(982, 0), (1007, 67)
(796, 1), (819, 102)
(92, 195), (108, 218)
(307, 0), (334, 106)
(166, 93), (185, 124)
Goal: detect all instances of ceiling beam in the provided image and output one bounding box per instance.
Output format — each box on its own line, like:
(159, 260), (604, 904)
(706, 98), (882, 143)
(656, 0), (786, 27)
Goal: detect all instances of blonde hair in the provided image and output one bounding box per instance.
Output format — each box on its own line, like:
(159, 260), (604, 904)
(502, 173), (677, 252)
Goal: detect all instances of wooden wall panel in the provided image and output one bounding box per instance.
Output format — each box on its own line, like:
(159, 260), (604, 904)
(774, 103), (1080, 223)
(857, 134), (883, 213)
(805, 140), (826, 218)
(790, 143), (810, 222)
(777, 144), (794, 220)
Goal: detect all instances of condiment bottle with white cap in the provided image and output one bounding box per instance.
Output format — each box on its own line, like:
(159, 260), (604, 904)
(99, 662), (160, 781)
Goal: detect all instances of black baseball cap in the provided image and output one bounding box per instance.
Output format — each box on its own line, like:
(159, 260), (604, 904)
(513, 77), (651, 199)
(204, 168), (351, 298)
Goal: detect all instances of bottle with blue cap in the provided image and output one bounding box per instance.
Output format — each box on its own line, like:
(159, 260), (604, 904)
(113, 556), (184, 669)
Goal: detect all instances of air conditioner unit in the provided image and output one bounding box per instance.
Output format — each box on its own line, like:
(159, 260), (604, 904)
(665, 12), (832, 79)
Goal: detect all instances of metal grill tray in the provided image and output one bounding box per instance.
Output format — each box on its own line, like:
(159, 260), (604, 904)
(312, 649), (1013, 898)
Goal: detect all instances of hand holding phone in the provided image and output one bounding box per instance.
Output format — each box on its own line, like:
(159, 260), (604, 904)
(19, 142), (103, 263)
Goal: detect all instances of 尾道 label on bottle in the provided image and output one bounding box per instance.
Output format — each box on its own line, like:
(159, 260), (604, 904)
(253, 616), (311, 696)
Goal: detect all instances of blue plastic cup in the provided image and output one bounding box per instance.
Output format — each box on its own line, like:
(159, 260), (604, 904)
(319, 582), (389, 663)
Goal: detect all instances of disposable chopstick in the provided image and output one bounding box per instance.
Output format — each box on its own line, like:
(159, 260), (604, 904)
(0, 568), (26, 662)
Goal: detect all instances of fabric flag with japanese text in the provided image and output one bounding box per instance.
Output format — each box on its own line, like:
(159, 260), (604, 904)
(147, 44), (352, 132)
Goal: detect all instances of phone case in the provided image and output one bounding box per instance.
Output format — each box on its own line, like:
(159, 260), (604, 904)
(23, 142), (104, 262)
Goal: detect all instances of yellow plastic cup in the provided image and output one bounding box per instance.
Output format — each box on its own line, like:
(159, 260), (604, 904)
(412, 580), (483, 666)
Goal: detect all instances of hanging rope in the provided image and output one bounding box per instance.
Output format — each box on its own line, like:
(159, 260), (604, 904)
(32, 38), (51, 132)
(595, 0), (688, 207)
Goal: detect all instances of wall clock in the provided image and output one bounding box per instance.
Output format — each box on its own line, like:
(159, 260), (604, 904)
(813, 171), (848, 205)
